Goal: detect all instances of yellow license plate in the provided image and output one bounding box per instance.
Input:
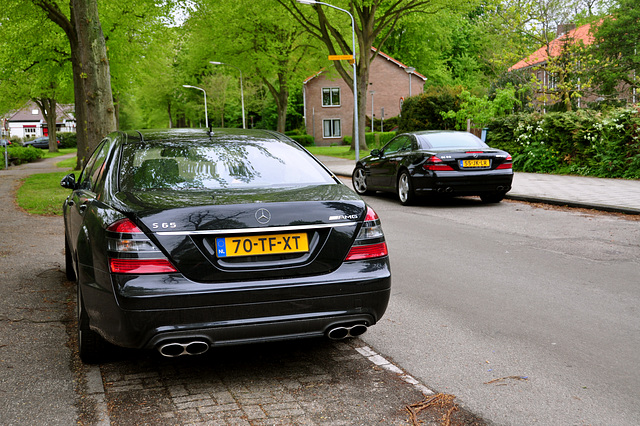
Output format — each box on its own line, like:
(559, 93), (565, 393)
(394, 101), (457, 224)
(215, 233), (309, 257)
(461, 159), (490, 168)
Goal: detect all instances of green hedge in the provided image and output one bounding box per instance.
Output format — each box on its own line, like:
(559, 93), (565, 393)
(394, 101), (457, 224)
(397, 86), (461, 132)
(289, 134), (315, 146)
(58, 132), (77, 148)
(2, 146), (44, 168)
(486, 106), (640, 178)
(344, 131), (397, 150)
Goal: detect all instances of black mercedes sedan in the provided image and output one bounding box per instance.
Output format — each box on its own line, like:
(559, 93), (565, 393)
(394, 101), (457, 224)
(352, 130), (513, 205)
(61, 128), (390, 363)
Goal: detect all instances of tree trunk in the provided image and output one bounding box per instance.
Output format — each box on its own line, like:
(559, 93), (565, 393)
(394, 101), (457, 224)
(33, 0), (116, 169)
(71, 0), (117, 161)
(34, 98), (59, 152)
(263, 74), (289, 133)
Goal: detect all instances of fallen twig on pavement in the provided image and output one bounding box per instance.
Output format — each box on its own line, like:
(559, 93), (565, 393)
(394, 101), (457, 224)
(484, 375), (529, 385)
(406, 393), (458, 425)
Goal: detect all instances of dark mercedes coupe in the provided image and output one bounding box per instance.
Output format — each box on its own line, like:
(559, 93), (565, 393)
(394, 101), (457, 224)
(352, 130), (513, 205)
(62, 128), (390, 363)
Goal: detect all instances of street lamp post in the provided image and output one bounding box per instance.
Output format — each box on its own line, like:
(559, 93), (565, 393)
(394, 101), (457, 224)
(182, 85), (208, 128)
(296, 0), (359, 161)
(210, 61), (246, 129)
(405, 67), (415, 97)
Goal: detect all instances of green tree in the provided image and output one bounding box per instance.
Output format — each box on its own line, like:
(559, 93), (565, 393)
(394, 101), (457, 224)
(278, 0), (468, 151)
(590, 0), (640, 103)
(442, 84), (522, 129)
(181, 0), (325, 132)
(0, 3), (74, 151)
(30, 0), (117, 167)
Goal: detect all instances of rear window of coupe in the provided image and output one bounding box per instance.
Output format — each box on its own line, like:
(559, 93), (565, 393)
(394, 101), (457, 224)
(416, 133), (488, 150)
(119, 139), (335, 191)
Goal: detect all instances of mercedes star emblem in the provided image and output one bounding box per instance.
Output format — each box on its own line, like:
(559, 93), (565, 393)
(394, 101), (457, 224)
(255, 208), (271, 224)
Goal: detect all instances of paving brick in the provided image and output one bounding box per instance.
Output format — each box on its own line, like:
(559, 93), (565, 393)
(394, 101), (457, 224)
(97, 339), (442, 425)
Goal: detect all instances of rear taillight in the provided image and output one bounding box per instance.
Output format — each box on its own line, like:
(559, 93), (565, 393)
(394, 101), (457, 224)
(496, 155), (513, 170)
(109, 259), (177, 274)
(345, 243), (388, 261)
(423, 155), (454, 171)
(106, 218), (177, 274)
(345, 207), (388, 261)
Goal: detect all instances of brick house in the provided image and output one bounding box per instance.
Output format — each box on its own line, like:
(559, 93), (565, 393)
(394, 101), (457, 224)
(302, 48), (426, 145)
(509, 22), (637, 110)
(2, 102), (76, 140)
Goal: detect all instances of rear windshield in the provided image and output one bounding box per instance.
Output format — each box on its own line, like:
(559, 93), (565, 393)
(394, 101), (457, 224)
(416, 133), (488, 150)
(119, 138), (335, 191)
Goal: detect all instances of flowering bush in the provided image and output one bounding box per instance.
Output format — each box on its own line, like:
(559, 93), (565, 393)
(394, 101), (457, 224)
(487, 106), (640, 179)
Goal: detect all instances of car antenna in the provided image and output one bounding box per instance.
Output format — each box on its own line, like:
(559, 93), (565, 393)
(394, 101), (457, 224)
(135, 130), (144, 141)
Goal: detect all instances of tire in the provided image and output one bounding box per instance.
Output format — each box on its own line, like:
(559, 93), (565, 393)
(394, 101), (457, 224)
(397, 171), (415, 205)
(77, 285), (109, 364)
(65, 238), (76, 281)
(480, 192), (506, 203)
(352, 166), (372, 195)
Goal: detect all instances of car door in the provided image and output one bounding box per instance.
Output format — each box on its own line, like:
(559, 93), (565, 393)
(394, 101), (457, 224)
(376, 136), (412, 189)
(65, 139), (112, 264)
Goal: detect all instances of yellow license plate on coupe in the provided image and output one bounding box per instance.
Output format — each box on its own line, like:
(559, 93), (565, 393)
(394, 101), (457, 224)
(215, 233), (309, 258)
(460, 159), (490, 168)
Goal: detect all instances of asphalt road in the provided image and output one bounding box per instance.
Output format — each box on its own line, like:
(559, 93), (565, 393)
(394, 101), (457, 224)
(354, 190), (640, 425)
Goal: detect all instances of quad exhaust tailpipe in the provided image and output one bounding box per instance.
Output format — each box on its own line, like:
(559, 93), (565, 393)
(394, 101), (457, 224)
(437, 187), (454, 193)
(158, 341), (209, 357)
(327, 324), (368, 340)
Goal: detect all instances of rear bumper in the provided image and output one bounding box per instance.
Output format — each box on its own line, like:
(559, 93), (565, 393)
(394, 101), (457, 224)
(81, 258), (391, 349)
(413, 170), (514, 195)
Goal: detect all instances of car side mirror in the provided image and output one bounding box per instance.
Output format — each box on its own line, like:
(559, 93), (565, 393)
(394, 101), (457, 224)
(60, 173), (77, 190)
(370, 149), (381, 157)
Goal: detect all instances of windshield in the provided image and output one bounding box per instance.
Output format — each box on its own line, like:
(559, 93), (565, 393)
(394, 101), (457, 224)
(119, 138), (335, 191)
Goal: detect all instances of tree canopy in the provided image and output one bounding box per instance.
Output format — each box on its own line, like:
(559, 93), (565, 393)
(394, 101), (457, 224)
(0, 0), (635, 151)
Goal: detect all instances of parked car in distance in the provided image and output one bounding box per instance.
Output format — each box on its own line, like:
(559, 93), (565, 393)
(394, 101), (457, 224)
(1, 139), (11, 147)
(61, 128), (391, 363)
(23, 136), (60, 149)
(352, 130), (513, 205)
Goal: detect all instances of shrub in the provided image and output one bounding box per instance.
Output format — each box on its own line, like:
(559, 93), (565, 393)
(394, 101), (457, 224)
(58, 132), (77, 148)
(344, 131), (397, 149)
(397, 86), (462, 132)
(6, 146), (44, 165)
(486, 106), (640, 178)
(289, 134), (315, 146)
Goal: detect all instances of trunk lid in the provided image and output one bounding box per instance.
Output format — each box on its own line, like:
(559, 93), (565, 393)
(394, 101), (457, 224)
(114, 184), (366, 282)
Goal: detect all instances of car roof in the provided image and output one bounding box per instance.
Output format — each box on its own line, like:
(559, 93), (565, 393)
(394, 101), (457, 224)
(121, 128), (292, 144)
(405, 130), (468, 136)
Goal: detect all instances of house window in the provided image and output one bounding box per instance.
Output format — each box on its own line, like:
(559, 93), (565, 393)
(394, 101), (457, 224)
(323, 119), (341, 138)
(322, 88), (340, 107)
(24, 127), (36, 136)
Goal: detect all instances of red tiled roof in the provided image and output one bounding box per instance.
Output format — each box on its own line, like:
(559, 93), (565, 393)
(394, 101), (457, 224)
(509, 23), (596, 71)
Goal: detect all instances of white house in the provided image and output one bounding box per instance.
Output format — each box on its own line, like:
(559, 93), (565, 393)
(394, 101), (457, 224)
(2, 102), (76, 139)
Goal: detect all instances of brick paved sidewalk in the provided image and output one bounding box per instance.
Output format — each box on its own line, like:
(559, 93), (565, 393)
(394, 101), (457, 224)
(96, 339), (484, 425)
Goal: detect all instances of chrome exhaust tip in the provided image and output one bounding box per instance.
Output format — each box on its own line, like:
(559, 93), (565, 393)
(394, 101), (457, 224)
(327, 324), (368, 340)
(158, 341), (209, 357)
